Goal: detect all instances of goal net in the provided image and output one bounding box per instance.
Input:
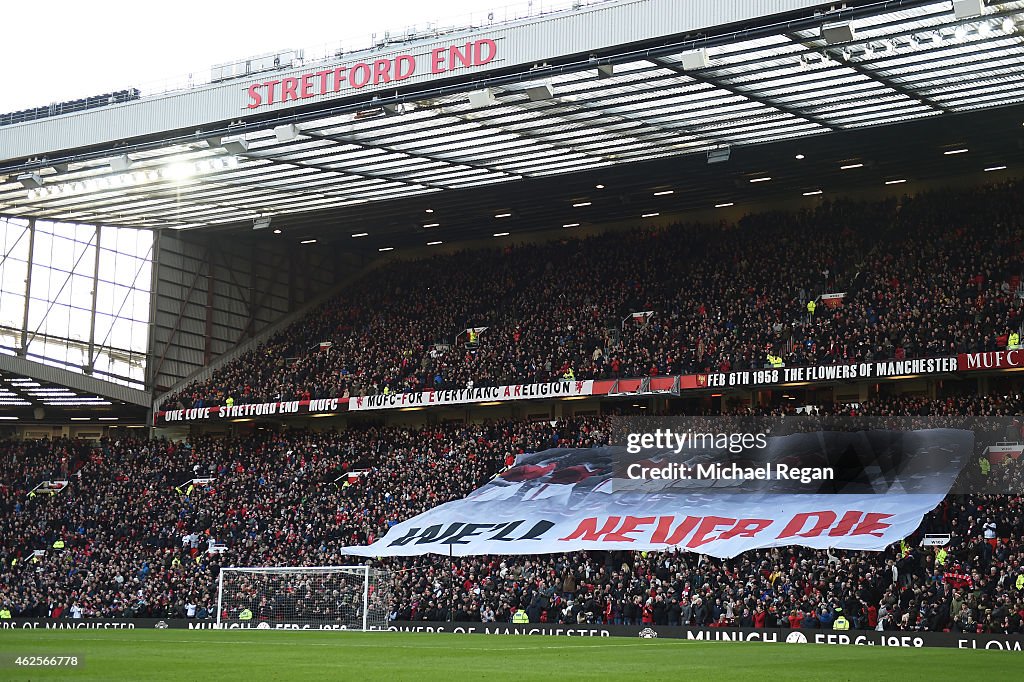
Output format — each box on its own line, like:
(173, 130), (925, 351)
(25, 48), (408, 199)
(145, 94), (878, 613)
(216, 566), (390, 631)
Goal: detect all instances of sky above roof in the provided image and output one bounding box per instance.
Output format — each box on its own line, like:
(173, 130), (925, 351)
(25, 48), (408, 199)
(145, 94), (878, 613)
(0, 0), (552, 112)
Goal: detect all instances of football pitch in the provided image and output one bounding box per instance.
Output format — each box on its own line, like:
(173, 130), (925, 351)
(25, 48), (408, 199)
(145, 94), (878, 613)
(0, 630), (1019, 681)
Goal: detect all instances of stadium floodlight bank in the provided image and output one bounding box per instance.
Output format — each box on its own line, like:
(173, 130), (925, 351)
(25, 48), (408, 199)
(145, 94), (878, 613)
(217, 566), (389, 631)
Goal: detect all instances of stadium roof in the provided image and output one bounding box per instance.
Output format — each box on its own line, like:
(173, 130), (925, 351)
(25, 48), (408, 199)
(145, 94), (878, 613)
(0, 0), (1022, 244)
(0, 353), (149, 423)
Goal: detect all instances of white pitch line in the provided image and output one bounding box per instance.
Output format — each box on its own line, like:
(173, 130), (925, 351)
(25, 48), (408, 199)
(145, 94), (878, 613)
(13, 636), (676, 652)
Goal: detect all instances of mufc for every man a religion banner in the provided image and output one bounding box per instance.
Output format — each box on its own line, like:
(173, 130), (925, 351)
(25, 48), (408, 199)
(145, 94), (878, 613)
(347, 380), (594, 411)
(342, 429), (971, 559)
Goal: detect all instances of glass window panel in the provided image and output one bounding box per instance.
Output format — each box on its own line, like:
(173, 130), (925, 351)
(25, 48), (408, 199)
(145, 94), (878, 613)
(115, 226), (136, 255)
(70, 274), (95, 311)
(68, 307), (92, 342)
(108, 284), (133, 318)
(46, 269), (67, 302)
(131, 320), (148, 353)
(131, 228), (151, 259)
(97, 248), (118, 282)
(131, 290), (150, 321)
(106, 317), (134, 349)
(73, 239), (96, 278)
(38, 302), (69, 340)
(77, 223), (95, 243)
(48, 234), (78, 273)
(12, 219), (151, 387)
(93, 313), (115, 347)
(27, 337), (84, 370)
(1, 218), (30, 260)
(115, 256), (146, 289)
(97, 353), (136, 384)
(33, 230), (53, 266)
(0, 283), (24, 328)
(96, 281), (116, 317)
(26, 292), (72, 331)
(134, 258), (152, 290)
(37, 269), (66, 307)
(0, 326), (18, 351)
(0, 219), (29, 331)
(25, 298), (45, 331)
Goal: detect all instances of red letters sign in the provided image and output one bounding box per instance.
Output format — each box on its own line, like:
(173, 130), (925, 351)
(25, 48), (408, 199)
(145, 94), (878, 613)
(558, 512), (893, 549)
(245, 39), (498, 109)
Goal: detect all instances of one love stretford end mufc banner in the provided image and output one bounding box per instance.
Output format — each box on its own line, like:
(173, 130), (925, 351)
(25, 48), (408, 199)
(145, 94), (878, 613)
(342, 431), (971, 559)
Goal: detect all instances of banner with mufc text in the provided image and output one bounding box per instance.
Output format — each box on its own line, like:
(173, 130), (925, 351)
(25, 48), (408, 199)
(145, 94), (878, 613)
(343, 431), (969, 559)
(156, 397), (345, 424)
(153, 353), (1024, 423)
(697, 356), (958, 390)
(157, 354), (1024, 423)
(958, 350), (1024, 371)
(347, 380), (593, 411)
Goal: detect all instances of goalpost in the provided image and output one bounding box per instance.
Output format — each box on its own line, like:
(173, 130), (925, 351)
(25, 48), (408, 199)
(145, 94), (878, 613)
(216, 566), (391, 631)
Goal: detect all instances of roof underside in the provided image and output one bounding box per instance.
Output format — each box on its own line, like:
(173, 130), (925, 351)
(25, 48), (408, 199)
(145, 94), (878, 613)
(0, 353), (149, 422)
(0, 0), (1022, 234)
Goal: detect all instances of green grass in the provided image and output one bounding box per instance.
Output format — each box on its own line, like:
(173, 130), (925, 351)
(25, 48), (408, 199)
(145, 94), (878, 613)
(0, 630), (1019, 681)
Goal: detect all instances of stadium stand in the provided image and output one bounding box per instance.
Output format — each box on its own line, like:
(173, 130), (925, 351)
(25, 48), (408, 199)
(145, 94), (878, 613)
(161, 182), (1023, 411)
(3, 398), (1024, 632)
(12, 176), (1010, 633)
(4, 5), (1024, 667)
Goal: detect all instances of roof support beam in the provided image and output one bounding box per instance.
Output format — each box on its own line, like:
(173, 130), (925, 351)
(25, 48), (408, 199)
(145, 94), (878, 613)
(144, 228), (162, 391)
(244, 150), (450, 191)
(85, 224), (102, 373)
(783, 32), (952, 116)
(536, 93), (734, 152)
(302, 129), (522, 182)
(18, 218), (34, 357)
(448, 98), (631, 166)
(409, 88), (735, 174)
(650, 56), (841, 132)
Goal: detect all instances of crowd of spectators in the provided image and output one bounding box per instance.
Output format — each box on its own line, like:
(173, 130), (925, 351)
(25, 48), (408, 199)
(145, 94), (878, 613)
(4, 394), (1024, 633)
(163, 181), (1024, 410)
(12, 180), (1024, 631)
(0, 419), (604, 621)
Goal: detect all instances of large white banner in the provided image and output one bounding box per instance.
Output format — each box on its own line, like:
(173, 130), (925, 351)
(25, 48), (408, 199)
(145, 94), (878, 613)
(343, 432), (969, 559)
(347, 380), (593, 411)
